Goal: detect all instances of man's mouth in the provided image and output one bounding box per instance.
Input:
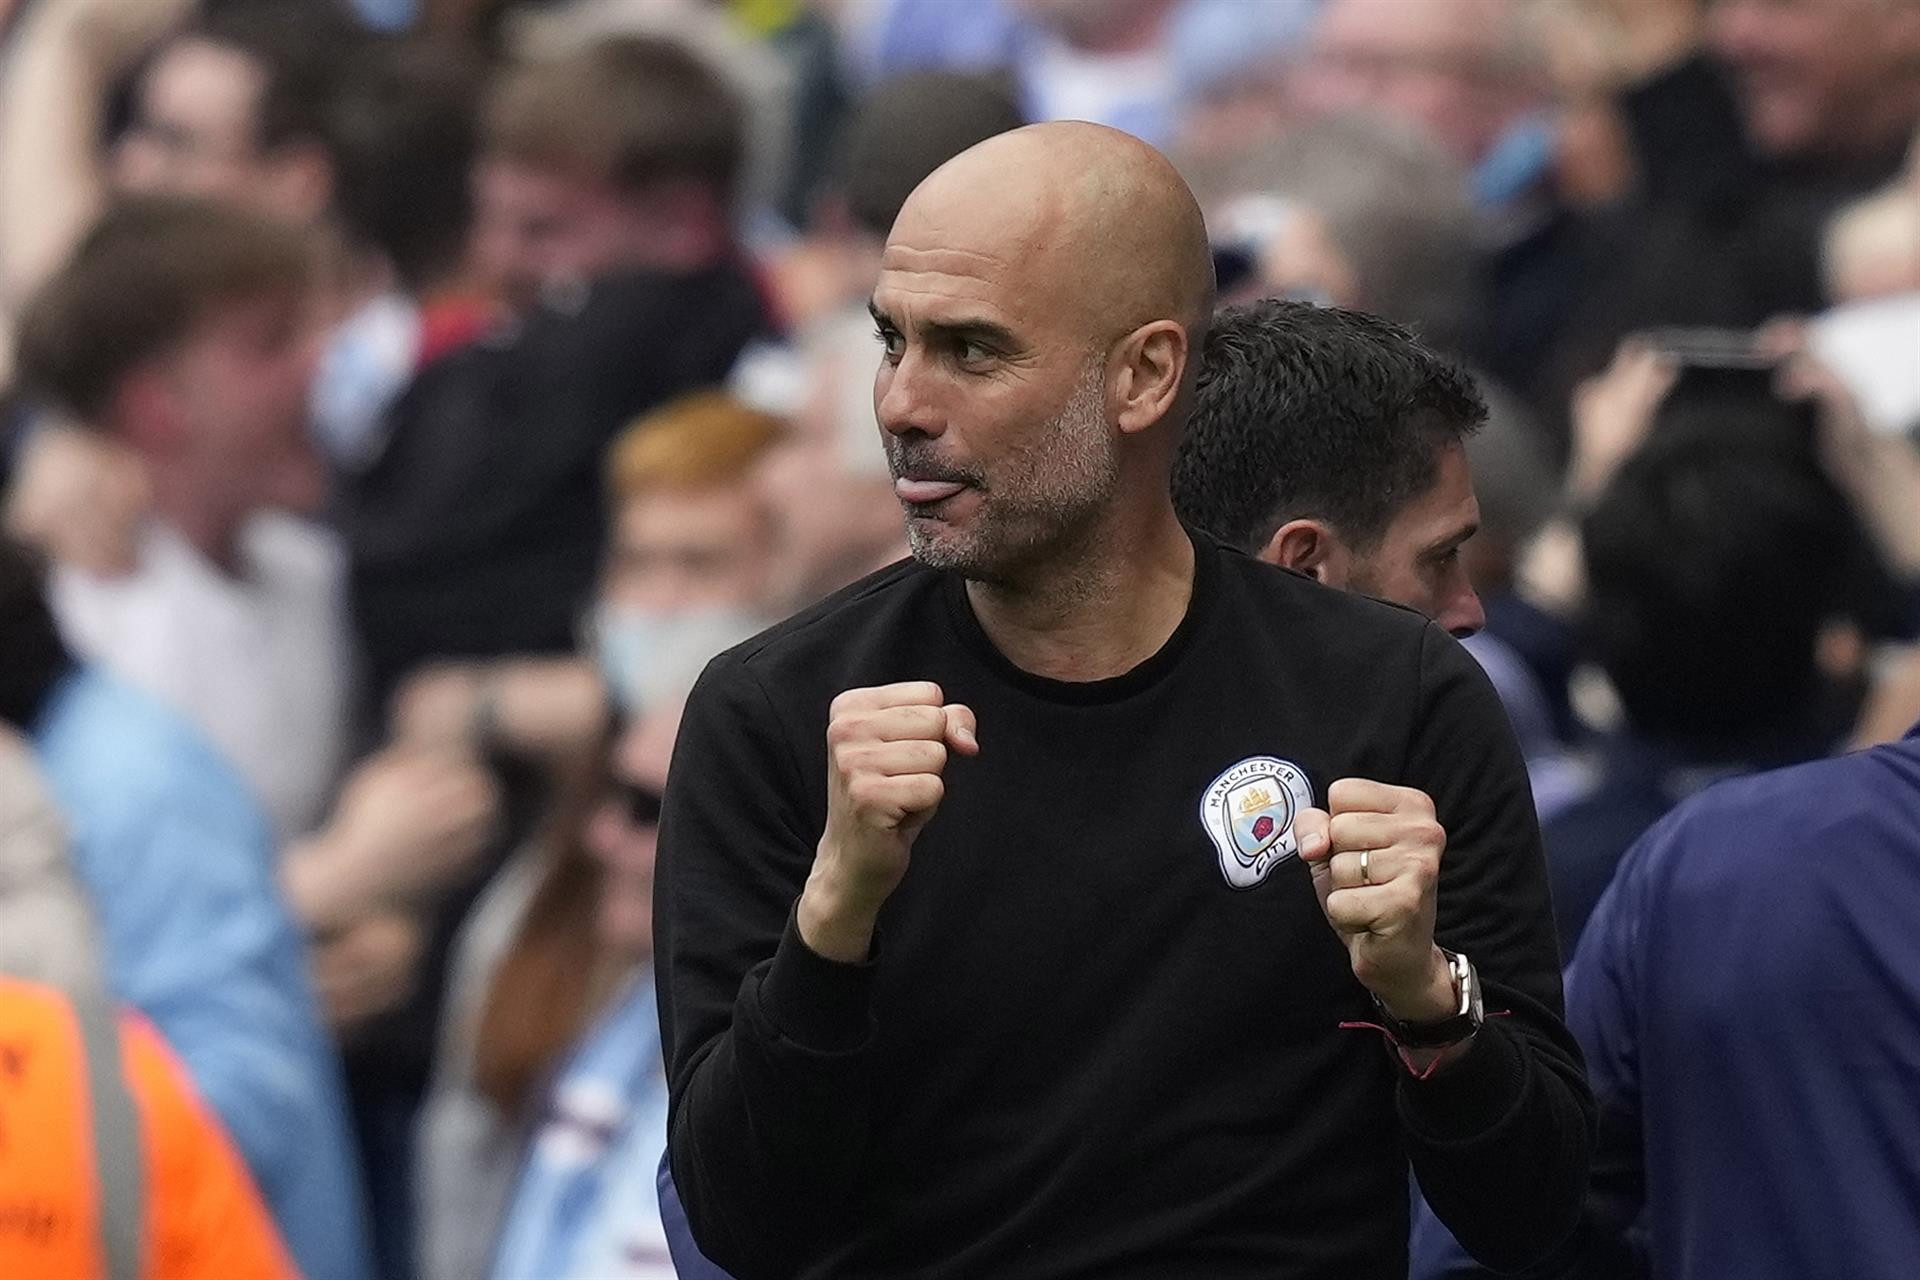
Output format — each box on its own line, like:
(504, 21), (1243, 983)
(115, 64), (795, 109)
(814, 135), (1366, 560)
(894, 477), (968, 504)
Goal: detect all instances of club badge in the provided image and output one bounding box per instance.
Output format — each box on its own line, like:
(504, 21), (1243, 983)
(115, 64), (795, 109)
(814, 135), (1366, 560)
(1199, 756), (1314, 890)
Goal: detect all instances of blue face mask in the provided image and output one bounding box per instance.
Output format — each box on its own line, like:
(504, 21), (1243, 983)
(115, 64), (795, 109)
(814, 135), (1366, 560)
(588, 603), (765, 716)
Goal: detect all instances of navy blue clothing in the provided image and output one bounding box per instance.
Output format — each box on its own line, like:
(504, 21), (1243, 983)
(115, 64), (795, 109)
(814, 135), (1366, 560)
(1566, 723), (1920, 1276)
(1540, 734), (1823, 958)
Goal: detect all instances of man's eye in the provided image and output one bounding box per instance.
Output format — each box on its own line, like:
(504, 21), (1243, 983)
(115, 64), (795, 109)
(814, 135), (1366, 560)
(874, 326), (905, 359)
(958, 339), (992, 365)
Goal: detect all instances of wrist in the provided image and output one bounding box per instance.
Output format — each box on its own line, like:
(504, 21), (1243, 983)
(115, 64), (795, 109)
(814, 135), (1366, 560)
(796, 869), (882, 964)
(1373, 946), (1459, 1025)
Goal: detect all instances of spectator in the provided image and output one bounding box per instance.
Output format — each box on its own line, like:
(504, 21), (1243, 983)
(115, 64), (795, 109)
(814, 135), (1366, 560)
(0, 535), (371, 1280)
(312, 35), (491, 472)
(469, 34), (750, 316)
(1557, 718), (1920, 1275)
(1, 0), (365, 319)
(481, 699), (690, 1280)
(15, 196), (347, 841)
(342, 33), (772, 710)
(1291, 0), (1579, 395)
(1542, 0), (1920, 397)
(412, 393), (775, 1280)
(847, 0), (1183, 144)
(391, 391), (785, 764)
(755, 69), (1024, 331)
(1547, 416), (1882, 955)
(0, 975), (303, 1280)
(1194, 112), (1483, 362)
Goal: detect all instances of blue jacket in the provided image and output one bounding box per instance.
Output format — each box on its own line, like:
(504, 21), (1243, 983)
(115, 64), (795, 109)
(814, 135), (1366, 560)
(34, 667), (371, 1280)
(1562, 722), (1920, 1277)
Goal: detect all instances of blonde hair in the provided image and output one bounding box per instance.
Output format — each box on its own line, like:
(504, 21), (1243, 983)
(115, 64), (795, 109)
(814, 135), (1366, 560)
(606, 390), (783, 501)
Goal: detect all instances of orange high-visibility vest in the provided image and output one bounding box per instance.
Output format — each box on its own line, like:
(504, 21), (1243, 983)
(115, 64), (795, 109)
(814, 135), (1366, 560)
(0, 976), (301, 1280)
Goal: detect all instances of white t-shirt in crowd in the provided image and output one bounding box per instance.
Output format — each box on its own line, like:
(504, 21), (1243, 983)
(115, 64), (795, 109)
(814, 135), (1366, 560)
(51, 513), (354, 841)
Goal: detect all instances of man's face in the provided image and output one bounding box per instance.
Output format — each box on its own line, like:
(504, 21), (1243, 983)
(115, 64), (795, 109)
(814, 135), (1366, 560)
(117, 40), (267, 201)
(603, 485), (771, 614)
(1296, 0), (1529, 167)
(1707, 0), (1920, 159)
(869, 243), (1120, 582)
(1344, 441), (1485, 637)
(156, 292), (326, 515)
(470, 159), (638, 313)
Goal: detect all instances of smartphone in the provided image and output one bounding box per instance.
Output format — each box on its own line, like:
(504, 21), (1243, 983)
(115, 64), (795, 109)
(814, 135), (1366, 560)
(1639, 326), (1818, 441)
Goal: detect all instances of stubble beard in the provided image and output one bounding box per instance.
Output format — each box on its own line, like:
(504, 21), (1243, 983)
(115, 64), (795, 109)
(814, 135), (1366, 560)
(906, 361), (1119, 583)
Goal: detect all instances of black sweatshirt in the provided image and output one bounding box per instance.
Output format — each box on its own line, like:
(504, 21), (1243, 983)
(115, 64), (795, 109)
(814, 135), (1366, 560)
(656, 538), (1594, 1279)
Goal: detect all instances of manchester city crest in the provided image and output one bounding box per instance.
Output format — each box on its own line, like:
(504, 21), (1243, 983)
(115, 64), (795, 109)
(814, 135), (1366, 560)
(1199, 756), (1315, 890)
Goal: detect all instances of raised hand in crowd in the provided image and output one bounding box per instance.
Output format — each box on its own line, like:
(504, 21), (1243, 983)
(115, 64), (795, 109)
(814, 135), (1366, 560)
(310, 910), (425, 1032)
(284, 745), (501, 934)
(1, 421), (149, 578)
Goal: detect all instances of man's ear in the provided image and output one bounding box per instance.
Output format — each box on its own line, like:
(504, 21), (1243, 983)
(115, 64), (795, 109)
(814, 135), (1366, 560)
(1111, 319), (1189, 436)
(1258, 518), (1350, 587)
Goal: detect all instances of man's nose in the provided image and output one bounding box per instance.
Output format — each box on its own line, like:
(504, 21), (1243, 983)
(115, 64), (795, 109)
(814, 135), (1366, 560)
(1444, 580), (1486, 639)
(876, 351), (943, 440)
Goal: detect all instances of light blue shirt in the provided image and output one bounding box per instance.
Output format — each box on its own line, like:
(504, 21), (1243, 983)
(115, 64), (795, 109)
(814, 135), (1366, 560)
(490, 974), (673, 1280)
(33, 667), (371, 1280)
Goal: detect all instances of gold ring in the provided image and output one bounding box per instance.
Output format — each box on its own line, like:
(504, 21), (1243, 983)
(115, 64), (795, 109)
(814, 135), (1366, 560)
(1359, 847), (1372, 886)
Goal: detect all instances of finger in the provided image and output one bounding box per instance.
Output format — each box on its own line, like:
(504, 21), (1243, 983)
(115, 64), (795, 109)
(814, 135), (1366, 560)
(1293, 806), (1331, 862)
(941, 704), (979, 756)
(851, 704), (952, 744)
(1327, 809), (1408, 854)
(1329, 777), (1428, 817)
(848, 772), (945, 826)
(1323, 846), (1413, 892)
(830, 682), (944, 715)
(1322, 883), (1420, 936)
(838, 738), (948, 777)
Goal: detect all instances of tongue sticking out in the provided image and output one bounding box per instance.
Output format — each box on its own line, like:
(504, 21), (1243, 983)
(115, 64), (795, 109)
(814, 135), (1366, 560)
(895, 478), (967, 504)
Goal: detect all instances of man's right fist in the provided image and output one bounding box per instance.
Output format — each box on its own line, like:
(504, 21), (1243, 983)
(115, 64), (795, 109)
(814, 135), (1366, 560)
(798, 682), (977, 962)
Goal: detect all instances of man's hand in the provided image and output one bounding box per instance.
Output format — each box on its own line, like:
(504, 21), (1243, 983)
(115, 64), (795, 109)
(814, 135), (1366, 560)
(797, 682), (977, 963)
(1295, 778), (1457, 1025)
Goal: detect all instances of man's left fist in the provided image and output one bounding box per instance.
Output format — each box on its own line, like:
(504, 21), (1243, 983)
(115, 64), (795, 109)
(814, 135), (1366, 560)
(1295, 778), (1456, 1024)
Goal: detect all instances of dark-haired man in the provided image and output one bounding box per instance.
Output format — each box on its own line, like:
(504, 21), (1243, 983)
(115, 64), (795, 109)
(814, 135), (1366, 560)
(1174, 299), (1488, 637)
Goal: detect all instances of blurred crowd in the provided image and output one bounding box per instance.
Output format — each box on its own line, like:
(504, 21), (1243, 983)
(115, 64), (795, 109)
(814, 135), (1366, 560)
(0, 0), (1916, 1278)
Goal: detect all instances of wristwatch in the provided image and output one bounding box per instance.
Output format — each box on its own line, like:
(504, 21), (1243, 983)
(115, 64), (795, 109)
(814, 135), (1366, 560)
(1375, 950), (1483, 1049)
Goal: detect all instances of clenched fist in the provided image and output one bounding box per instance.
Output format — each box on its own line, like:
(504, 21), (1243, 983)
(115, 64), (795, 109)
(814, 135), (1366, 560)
(1294, 778), (1457, 1026)
(797, 682), (978, 962)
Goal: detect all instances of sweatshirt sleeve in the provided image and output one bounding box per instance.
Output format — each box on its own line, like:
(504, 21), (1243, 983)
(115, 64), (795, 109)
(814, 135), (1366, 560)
(654, 651), (878, 1280)
(1397, 624), (1597, 1272)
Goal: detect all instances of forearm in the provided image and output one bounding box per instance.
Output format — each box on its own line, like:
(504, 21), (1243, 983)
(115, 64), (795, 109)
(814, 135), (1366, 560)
(669, 911), (877, 1280)
(0, 2), (111, 313)
(1402, 1014), (1594, 1272)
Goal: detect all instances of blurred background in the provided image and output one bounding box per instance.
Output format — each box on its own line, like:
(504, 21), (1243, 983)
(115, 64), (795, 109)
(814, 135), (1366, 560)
(0, 1), (1916, 1278)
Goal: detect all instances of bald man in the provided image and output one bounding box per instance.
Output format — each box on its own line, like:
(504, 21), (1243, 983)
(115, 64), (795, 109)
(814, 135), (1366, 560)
(655, 123), (1590, 1280)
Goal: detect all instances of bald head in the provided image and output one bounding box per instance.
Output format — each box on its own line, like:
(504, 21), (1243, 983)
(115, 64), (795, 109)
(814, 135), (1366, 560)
(892, 122), (1216, 351)
(869, 124), (1214, 582)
